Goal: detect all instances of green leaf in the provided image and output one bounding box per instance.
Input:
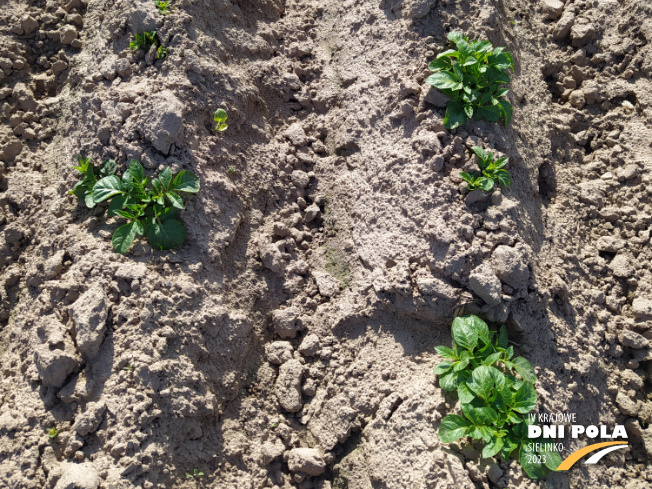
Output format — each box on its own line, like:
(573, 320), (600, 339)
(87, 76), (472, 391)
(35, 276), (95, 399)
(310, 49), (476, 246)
(429, 58), (451, 71)
(108, 194), (128, 217)
(171, 171), (200, 193)
(165, 191), (185, 210)
(494, 169), (511, 187)
(477, 104), (502, 122)
(501, 434), (520, 460)
(458, 382), (476, 404)
(433, 361), (454, 375)
(519, 443), (548, 479)
(434, 346), (457, 359)
(483, 352), (502, 366)
(114, 209), (137, 220)
(147, 218), (186, 250)
(497, 325), (509, 349)
(513, 357), (537, 383)
(438, 415), (471, 443)
(499, 99), (513, 126)
(451, 315), (480, 351)
(444, 101), (467, 129)
(129, 160), (145, 184)
(214, 108), (228, 124)
(159, 167), (173, 189)
(482, 435), (504, 459)
(100, 159), (117, 176)
(112, 221), (139, 254)
(436, 48), (459, 59)
(464, 104), (473, 118)
(151, 178), (163, 194)
(462, 403), (498, 427)
(447, 32), (464, 43)
(494, 157), (509, 169)
(474, 40), (494, 55)
(92, 176), (125, 203)
(466, 366), (494, 400)
(477, 177), (494, 192)
(542, 442), (562, 471)
(439, 370), (468, 391)
(472, 146), (489, 162)
(426, 71), (460, 90)
(84, 192), (95, 209)
(512, 382), (537, 414)
(460, 172), (476, 185)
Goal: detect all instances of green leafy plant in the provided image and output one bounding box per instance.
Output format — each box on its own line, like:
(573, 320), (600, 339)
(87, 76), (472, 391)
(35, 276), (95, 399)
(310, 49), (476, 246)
(186, 469), (204, 478)
(48, 427), (59, 439)
(154, 0), (170, 14)
(68, 155), (116, 208)
(426, 32), (514, 129)
(122, 365), (134, 371)
(434, 315), (560, 479)
(129, 31), (167, 59)
(71, 157), (200, 254)
(460, 146), (510, 192)
(214, 109), (228, 131)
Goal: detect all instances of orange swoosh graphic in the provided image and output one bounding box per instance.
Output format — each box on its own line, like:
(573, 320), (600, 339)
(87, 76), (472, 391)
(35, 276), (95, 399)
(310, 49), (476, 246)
(556, 441), (628, 471)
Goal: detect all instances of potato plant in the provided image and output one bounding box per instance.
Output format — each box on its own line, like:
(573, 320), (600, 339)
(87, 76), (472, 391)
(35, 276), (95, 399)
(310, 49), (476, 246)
(460, 146), (511, 192)
(427, 32), (514, 129)
(434, 315), (561, 479)
(70, 157), (200, 254)
(130, 31), (167, 59)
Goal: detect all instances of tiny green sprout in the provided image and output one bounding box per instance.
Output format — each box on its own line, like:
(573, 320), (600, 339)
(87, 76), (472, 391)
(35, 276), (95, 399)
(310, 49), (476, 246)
(227, 167), (236, 176)
(186, 469), (204, 478)
(157, 46), (167, 59)
(214, 109), (228, 131)
(48, 427), (59, 439)
(269, 422), (279, 429)
(122, 365), (133, 371)
(130, 31), (167, 60)
(510, 20), (516, 26)
(460, 146), (510, 192)
(154, 0), (170, 15)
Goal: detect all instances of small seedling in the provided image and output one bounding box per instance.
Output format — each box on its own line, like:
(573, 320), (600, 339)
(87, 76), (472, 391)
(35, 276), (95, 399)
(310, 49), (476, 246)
(48, 427), (59, 439)
(227, 167), (236, 175)
(130, 31), (167, 59)
(71, 157), (200, 254)
(214, 109), (228, 131)
(269, 422), (279, 429)
(122, 365), (134, 371)
(186, 469), (204, 478)
(460, 146), (510, 192)
(68, 155), (116, 208)
(434, 315), (561, 479)
(426, 32), (514, 129)
(154, 0), (170, 14)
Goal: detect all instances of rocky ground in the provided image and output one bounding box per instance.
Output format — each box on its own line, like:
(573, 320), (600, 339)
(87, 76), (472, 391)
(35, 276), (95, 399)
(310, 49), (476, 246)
(0, 0), (652, 488)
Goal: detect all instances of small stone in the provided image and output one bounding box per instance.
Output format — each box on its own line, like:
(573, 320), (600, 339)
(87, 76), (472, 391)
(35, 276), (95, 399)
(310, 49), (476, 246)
(55, 463), (100, 489)
(312, 270), (340, 298)
(492, 245), (530, 289)
(137, 90), (184, 155)
(304, 204), (320, 223)
(286, 123), (307, 146)
(52, 60), (69, 73)
(72, 402), (106, 436)
(285, 448), (326, 476)
(291, 170), (310, 188)
(632, 298), (652, 320)
(541, 0), (564, 20)
(553, 11), (575, 40)
(260, 440), (285, 465)
(21, 15), (39, 34)
(68, 285), (110, 360)
(487, 463), (503, 483)
(22, 128), (36, 140)
(609, 253), (634, 278)
(273, 222), (291, 237)
(60, 26), (77, 45)
(620, 330), (649, 349)
(570, 22), (596, 48)
(115, 59), (132, 78)
(569, 90), (585, 108)
(34, 344), (78, 388)
(274, 359), (304, 413)
(298, 334), (320, 357)
(616, 392), (638, 417)
(272, 307), (304, 339)
(265, 341), (294, 364)
(469, 264), (502, 306)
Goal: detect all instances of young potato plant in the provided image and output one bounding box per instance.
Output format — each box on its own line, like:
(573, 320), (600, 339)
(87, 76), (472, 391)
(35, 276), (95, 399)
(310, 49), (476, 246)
(460, 146), (510, 192)
(68, 155), (117, 208)
(434, 315), (561, 479)
(130, 31), (167, 59)
(154, 0), (170, 15)
(214, 109), (228, 131)
(71, 157), (200, 254)
(427, 32), (514, 129)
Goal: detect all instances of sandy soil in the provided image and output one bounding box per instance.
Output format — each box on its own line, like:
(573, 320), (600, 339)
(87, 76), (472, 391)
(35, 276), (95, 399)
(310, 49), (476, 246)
(0, 0), (652, 488)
